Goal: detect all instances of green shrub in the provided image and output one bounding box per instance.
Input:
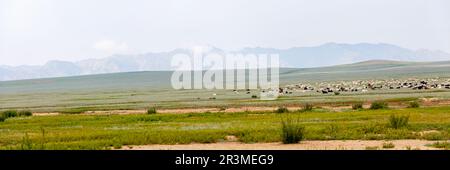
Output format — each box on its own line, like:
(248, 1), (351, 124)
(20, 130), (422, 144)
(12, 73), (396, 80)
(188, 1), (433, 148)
(300, 103), (313, 112)
(147, 107), (157, 114)
(389, 115), (409, 129)
(370, 101), (388, 110)
(281, 117), (305, 144)
(352, 102), (363, 110)
(251, 95), (258, 99)
(324, 124), (339, 139)
(2, 110), (18, 118)
(407, 101), (420, 108)
(0, 115), (5, 122)
(334, 91), (340, 95)
(431, 142), (450, 150)
(18, 110), (32, 117)
(276, 106), (289, 113)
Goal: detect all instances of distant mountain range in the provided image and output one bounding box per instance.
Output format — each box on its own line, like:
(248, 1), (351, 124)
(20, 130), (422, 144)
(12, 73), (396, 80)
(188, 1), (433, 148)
(1, 42), (450, 81)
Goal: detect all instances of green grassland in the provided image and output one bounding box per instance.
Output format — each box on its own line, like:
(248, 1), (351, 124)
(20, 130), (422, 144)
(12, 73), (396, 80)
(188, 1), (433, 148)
(0, 106), (449, 150)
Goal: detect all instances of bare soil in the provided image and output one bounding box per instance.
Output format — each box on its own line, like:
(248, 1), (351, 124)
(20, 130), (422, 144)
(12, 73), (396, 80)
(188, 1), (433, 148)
(118, 140), (444, 150)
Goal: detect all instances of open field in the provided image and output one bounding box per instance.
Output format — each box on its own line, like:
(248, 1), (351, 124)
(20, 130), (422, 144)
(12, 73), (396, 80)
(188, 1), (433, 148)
(0, 106), (449, 150)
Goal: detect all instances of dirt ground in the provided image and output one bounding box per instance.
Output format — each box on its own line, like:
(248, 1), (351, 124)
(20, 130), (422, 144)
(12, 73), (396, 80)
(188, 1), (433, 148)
(118, 140), (444, 150)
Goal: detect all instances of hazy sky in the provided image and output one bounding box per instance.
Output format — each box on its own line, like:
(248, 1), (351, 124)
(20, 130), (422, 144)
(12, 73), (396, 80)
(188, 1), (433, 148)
(1, 0), (449, 66)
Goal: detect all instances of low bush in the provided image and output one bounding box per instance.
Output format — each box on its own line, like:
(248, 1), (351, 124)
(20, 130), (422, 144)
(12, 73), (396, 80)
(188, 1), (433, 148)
(431, 142), (450, 150)
(147, 107), (157, 114)
(251, 95), (258, 99)
(370, 101), (388, 110)
(281, 117), (305, 144)
(299, 103), (313, 112)
(2, 110), (18, 118)
(389, 115), (409, 129)
(18, 110), (32, 117)
(352, 102), (363, 110)
(382, 142), (395, 149)
(407, 101), (420, 108)
(276, 106), (289, 113)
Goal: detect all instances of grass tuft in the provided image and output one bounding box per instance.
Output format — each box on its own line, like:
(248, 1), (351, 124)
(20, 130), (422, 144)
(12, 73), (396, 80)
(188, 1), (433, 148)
(382, 142), (395, 149)
(407, 101), (420, 108)
(430, 142), (450, 150)
(389, 115), (409, 129)
(18, 110), (33, 117)
(281, 117), (305, 144)
(147, 107), (157, 114)
(299, 103), (313, 112)
(352, 102), (364, 110)
(370, 101), (388, 110)
(276, 106), (289, 113)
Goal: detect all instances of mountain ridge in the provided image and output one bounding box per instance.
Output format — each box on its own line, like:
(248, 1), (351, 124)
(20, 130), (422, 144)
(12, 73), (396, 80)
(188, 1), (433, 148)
(1, 42), (449, 81)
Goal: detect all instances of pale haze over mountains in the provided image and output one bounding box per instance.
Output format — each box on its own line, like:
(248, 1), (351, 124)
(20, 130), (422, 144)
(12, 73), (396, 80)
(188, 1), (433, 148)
(1, 42), (450, 81)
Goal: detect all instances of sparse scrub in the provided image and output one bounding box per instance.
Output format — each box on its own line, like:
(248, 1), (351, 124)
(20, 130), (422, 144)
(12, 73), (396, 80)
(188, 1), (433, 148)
(281, 117), (305, 144)
(352, 102), (363, 110)
(0, 115), (5, 122)
(2, 110), (18, 118)
(18, 110), (32, 117)
(370, 101), (388, 110)
(324, 124), (339, 139)
(334, 92), (340, 95)
(365, 146), (379, 150)
(407, 101), (420, 108)
(147, 107), (157, 114)
(382, 142), (395, 149)
(276, 106), (289, 113)
(431, 142), (450, 150)
(389, 115), (409, 129)
(0, 110), (18, 122)
(60, 108), (87, 114)
(299, 103), (313, 112)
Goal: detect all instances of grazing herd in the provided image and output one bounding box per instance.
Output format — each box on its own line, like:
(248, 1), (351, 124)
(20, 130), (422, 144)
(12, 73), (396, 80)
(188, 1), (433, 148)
(280, 78), (450, 95)
(208, 77), (450, 99)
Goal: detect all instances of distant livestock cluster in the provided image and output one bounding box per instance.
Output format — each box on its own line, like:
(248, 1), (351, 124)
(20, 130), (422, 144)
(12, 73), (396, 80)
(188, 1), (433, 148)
(279, 78), (450, 95)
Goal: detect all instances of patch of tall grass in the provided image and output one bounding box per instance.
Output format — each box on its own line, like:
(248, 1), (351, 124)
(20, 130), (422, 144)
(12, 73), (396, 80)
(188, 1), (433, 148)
(147, 107), (157, 114)
(352, 102), (363, 110)
(389, 115), (409, 129)
(281, 117), (305, 144)
(407, 101), (420, 108)
(299, 103), (313, 112)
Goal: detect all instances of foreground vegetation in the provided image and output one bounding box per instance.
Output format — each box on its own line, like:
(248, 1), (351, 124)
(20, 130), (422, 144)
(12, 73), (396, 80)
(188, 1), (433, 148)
(0, 106), (449, 150)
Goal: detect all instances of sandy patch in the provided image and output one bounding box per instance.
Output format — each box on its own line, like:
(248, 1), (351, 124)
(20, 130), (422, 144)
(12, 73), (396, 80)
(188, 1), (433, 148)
(118, 140), (444, 150)
(33, 112), (59, 116)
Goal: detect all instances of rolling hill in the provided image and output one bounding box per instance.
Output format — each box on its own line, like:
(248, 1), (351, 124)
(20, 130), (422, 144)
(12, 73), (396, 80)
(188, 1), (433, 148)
(1, 60), (450, 94)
